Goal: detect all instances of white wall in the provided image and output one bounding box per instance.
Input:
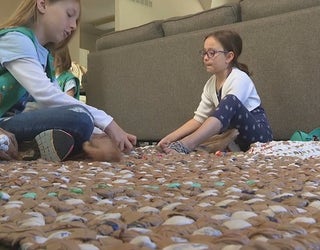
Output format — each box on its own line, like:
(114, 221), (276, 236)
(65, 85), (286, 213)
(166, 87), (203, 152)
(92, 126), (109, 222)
(79, 48), (89, 69)
(116, 0), (204, 30)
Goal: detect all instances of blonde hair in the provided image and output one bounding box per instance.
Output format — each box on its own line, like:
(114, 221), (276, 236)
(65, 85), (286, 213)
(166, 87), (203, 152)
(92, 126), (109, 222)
(53, 46), (72, 75)
(0, 0), (81, 50)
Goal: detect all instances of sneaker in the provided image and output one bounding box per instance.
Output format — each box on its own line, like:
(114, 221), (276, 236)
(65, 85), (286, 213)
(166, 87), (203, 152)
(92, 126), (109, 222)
(35, 129), (74, 162)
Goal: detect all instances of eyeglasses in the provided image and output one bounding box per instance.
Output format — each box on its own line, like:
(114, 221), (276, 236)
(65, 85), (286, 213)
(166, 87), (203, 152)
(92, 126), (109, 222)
(199, 49), (229, 58)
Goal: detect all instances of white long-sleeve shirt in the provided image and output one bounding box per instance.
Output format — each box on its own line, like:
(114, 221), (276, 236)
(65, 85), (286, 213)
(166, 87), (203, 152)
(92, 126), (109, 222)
(0, 31), (113, 131)
(194, 68), (261, 123)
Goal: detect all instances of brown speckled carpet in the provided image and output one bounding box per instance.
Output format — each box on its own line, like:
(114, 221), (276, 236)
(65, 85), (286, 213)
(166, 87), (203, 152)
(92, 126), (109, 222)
(0, 142), (320, 249)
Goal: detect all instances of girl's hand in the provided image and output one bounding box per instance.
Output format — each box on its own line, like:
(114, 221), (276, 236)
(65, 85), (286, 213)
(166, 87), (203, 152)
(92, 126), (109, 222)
(0, 128), (19, 160)
(157, 136), (172, 152)
(127, 133), (137, 147)
(157, 138), (170, 148)
(104, 121), (137, 152)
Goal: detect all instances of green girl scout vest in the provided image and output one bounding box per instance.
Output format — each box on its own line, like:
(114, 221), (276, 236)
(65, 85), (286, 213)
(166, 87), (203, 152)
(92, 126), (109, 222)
(57, 71), (80, 100)
(0, 27), (55, 117)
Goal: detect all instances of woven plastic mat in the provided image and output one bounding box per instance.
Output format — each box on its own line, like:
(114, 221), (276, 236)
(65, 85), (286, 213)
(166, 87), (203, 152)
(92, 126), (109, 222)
(0, 142), (320, 249)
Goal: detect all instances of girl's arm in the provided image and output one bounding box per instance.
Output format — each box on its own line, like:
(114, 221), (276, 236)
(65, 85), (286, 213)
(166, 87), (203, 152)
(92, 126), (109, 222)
(158, 118), (201, 148)
(104, 120), (137, 152)
(66, 88), (76, 97)
(64, 78), (77, 97)
(158, 77), (215, 149)
(5, 58), (112, 130)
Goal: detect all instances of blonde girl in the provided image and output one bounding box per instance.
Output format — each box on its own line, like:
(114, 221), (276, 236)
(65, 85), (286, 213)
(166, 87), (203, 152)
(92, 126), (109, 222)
(0, 0), (136, 161)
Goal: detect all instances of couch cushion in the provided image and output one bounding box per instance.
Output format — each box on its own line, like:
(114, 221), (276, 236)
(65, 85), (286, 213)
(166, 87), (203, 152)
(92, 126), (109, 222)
(96, 21), (164, 51)
(161, 3), (240, 36)
(241, 0), (320, 21)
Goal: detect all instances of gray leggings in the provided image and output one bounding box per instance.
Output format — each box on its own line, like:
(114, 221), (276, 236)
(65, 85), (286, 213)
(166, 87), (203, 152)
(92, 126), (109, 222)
(213, 94), (273, 151)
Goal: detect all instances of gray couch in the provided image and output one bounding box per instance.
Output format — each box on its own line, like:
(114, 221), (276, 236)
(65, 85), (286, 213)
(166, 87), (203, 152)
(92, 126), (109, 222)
(86, 0), (320, 142)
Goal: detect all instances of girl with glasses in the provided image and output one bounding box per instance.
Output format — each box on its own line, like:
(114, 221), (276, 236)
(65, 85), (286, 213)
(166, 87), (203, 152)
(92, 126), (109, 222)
(158, 30), (273, 154)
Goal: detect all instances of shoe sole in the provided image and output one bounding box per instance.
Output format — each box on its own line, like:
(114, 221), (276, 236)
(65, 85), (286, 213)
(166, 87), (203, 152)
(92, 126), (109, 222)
(35, 129), (74, 162)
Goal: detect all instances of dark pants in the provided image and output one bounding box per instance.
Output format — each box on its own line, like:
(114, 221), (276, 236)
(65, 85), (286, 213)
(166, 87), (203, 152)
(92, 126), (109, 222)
(213, 94), (273, 151)
(0, 105), (94, 153)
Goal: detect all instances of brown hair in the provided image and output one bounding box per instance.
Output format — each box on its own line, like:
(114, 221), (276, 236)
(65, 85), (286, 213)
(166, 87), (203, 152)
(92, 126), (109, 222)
(53, 46), (72, 75)
(0, 0), (81, 50)
(205, 30), (251, 76)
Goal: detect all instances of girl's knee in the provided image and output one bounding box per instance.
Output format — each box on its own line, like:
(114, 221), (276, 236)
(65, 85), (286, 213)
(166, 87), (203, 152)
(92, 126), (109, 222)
(222, 94), (240, 103)
(62, 105), (94, 140)
(75, 112), (94, 137)
(66, 105), (94, 122)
